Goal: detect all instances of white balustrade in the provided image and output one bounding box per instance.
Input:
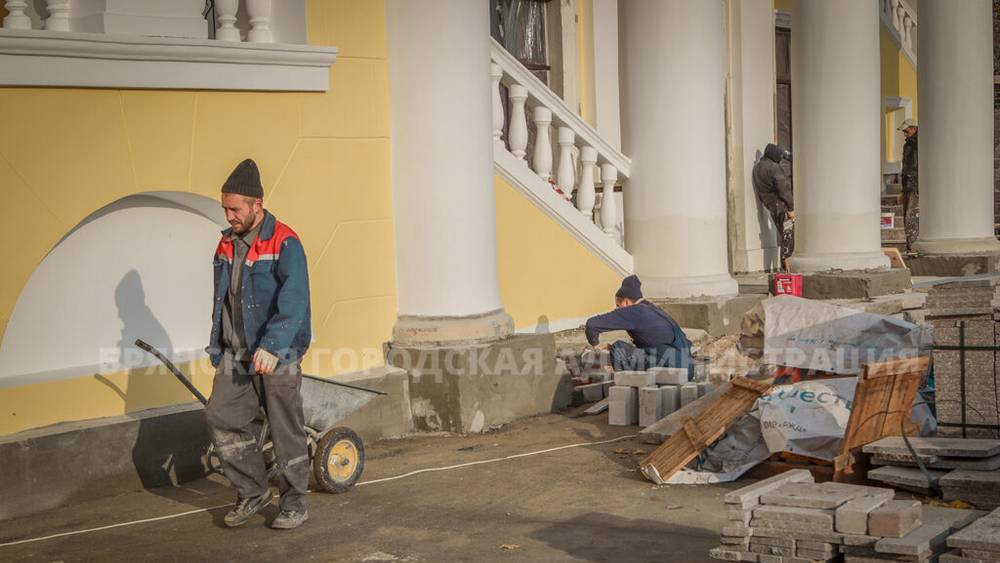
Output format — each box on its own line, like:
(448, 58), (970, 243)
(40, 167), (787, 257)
(246, 0), (273, 43)
(490, 39), (631, 248)
(576, 146), (598, 219)
(507, 84), (528, 160)
(880, 0), (918, 63)
(215, 0), (241, 41)
(556, 127), (575, 200)
(3, 0), (31, 30)
(490, 62), (504, 145)
(532, 106), (553, 181)
(599, 163), (619, 241)
(44, 0), (70, 31)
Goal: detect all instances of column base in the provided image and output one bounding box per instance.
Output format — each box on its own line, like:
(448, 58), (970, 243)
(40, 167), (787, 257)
(649, 294), (765, 338)
(801, 268), (912, 300)
(386, 333), (572, 433)
(392, 309), (514, 348)
(906, 252), (1000, 277)
(787, 250), (890, 273)
(913, 236), (1000, 255)
(639, 272), (740, 299)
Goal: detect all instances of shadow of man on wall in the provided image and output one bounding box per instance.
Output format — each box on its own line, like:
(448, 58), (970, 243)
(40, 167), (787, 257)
(97, 270), (213, 494)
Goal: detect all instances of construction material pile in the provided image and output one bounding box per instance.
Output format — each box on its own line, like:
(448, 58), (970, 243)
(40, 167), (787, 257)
(864, 436), (1000, 510)
(607, 368), (713, 427)
(924, 278), (1000, 438)
(711, 469), (984, 563)
(942, 507), (1000, 563)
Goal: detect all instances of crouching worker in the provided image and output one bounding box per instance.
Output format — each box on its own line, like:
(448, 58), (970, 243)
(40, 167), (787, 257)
(584, 275), (693, 375)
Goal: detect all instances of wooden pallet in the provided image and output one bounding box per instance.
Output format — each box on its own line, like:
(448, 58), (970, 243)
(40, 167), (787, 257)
(832, 356), (929, 482)
(638, 376), (772, 484)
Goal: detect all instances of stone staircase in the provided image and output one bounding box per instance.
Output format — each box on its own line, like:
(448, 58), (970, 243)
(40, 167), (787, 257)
(881, 176), (908, 252)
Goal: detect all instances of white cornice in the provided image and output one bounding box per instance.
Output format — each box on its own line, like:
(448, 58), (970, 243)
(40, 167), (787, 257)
(0, 29), (338, 91)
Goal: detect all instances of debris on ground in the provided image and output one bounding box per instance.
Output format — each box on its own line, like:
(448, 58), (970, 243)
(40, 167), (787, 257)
(709, 468), (987, 563)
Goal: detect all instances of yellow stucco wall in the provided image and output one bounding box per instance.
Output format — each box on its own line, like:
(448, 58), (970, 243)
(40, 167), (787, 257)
(880, 26), (919, 160)
(495, 177), (621, 330)
(577, 0), (597, 127)
(0, 0), (396, 435)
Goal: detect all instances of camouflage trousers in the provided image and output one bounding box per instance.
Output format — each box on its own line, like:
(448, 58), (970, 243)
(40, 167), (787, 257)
(903, 191), (919, 252)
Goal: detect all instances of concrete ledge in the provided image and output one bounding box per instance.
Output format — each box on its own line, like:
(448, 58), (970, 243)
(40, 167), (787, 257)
(332, 366), (413, 442)
(650, 294), (765, 338)
(387, 333), (572, 434)
(0, 402), (211, 521)
(802, 268), (911, 299)
(906, 253), (1000, 277)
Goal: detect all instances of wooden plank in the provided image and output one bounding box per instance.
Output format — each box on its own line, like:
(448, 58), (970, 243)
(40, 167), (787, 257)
(863, 356), (929, 379)
(639, 376), (771, 484)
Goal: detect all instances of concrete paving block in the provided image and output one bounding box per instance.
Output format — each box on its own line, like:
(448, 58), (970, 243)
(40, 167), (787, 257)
(960, 548), (1000, 561)
(761, 482), (860, 510)
(796, 546), (838, 560)
(613, 370), (656, 387)
(724, 469), (815, 507)
(842, 534), (879, 547)
(608, 386), (638, 426)
(723, 524), (754, 538)
(868, 465), (948, 495)
(939, 549), (992, 563)
(868, 500), (923, 538)
(750, 527), (844, 544)
(697, 381), (714, 398)
(836, 495), (891, 535)
(650, 367), (688, 385)
(874, 523), (950, 556)
(941, 470), (1000, 510)
(920, 506), (985, 532)
(680, 383), (699, 406)
(638, 386), (664, 428)
(722, 536), (752, 549)
(946, 510), (1000, 552)
(797, 540), (838, 552)
(842, 544), (932, 561)
(709, 547), (759, 562)
(752, 505), (835, 529)
(873, 453), (1000, 471)
(575, 382), (606, 404)
(863, 437), (1000, 459)
(750, 543), (794, 557)
(660, 385), (680, 416)
(750, 537), (796, 549)
(729, 509), (752, 526)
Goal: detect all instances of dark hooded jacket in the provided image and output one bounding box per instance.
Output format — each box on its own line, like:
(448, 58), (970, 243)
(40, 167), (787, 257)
(901, 133), (918, 193)
(752, 143), (794, 211)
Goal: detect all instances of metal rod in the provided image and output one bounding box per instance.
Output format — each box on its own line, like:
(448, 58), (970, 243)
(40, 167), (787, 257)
(134, 339), (209, 406)
(937, 421), (1000, 430)
(931, 344), (1000, 351)
(959, 321), (967, 439)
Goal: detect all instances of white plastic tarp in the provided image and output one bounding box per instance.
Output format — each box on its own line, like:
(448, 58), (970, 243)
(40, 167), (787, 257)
(758, 377), (856, 461)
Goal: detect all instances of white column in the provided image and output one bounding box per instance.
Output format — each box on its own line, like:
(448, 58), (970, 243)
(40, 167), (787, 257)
(386, 0), (512, 346)
(913, 0), (1000, 255)
(786, 0), (890, 272)
(725, 0), (778, 273)
(590, 0), (622, 150)
(621, 0), (738, 297)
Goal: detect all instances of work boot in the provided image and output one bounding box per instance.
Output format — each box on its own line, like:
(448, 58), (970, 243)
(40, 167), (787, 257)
(270, 509), (308, 530)
(223, 489), (274, 528)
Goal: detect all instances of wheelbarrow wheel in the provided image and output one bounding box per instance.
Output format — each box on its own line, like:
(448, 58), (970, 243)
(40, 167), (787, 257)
(313, 427), (364, 493)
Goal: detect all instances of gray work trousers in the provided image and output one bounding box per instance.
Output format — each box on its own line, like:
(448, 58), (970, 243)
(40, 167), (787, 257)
(205, 350), (309, 511)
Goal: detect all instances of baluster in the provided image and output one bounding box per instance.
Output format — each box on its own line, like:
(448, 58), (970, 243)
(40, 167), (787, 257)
(894, 3), (905, 35)
(3, 1), (31, 29)
(902, 15), (914, 50)
(44, 0), (70, 31)
(600, 163), (619, 241)
(490, 63), (504, 146)
(556, 127), (575, 200)
(508, 84), (528, 160)
(215, 0), (241, 41)
(246, 0), (273, 43)
(576, 146), (598, 219)
(532, 107), (553, 181)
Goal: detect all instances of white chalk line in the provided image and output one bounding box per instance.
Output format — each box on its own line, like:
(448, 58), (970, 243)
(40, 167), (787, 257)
(0, 433), (638, 549)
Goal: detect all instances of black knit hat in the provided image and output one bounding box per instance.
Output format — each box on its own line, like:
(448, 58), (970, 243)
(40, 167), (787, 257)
(615, 275), (643, 301)
(222, 158), (263, 199)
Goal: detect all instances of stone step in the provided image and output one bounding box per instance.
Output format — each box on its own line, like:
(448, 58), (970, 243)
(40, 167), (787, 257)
(885, 183), (903, 195)
(882, 193), (903, 205)
(881, 227), (906, 241)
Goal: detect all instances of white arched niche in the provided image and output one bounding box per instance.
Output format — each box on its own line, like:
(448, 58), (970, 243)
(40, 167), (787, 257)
(0, 192), (227, 387)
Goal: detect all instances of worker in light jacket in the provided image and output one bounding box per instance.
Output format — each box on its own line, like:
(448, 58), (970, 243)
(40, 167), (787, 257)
(584, 275), (693, 376)
(205, 158), (312, 530)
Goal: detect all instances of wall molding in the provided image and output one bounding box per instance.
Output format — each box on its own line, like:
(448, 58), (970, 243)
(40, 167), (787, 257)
(0, 29), (338, 91)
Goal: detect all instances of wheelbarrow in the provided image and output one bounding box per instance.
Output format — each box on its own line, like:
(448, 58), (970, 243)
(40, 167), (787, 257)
(134, 339), (385, 493)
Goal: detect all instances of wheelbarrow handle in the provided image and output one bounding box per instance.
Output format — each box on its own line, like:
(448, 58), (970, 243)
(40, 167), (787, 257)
(134, 339), (210, 406)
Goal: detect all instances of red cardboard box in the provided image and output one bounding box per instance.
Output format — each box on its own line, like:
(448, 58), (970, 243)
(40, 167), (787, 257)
(772, 273), (803, 296)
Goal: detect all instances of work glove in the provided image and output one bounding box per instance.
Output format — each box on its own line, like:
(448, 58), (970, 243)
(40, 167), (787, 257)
(253, 348), (279, 375)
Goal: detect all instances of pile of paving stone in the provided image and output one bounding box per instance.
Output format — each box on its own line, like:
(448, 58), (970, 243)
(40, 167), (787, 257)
(863, 436), (1000, 509)
(941, 507), (1000, 562)
(607, 368), (713, 427)
(924, 279), (1000, 438)
(710, 469), (984, 563)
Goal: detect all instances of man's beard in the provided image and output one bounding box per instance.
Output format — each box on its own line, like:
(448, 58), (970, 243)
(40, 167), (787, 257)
(231, 210), (257, 234)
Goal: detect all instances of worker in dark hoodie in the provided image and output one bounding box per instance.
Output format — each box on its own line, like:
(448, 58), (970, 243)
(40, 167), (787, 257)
(752, 143), (795, 265)
(584, 275), (693, 375)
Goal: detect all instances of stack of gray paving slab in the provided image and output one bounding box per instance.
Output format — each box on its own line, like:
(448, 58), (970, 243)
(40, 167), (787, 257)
(607, 368), (713, 427)
(709, 468), (983, 563)
(941, 507), (1000, 563)
(863, 437), (1000, 509)
(924, 279), (1000, 438)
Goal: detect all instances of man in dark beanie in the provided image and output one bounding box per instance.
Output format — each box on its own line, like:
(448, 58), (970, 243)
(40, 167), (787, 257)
(204, 158), (312, 530)
(584, 275), (693, 374)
